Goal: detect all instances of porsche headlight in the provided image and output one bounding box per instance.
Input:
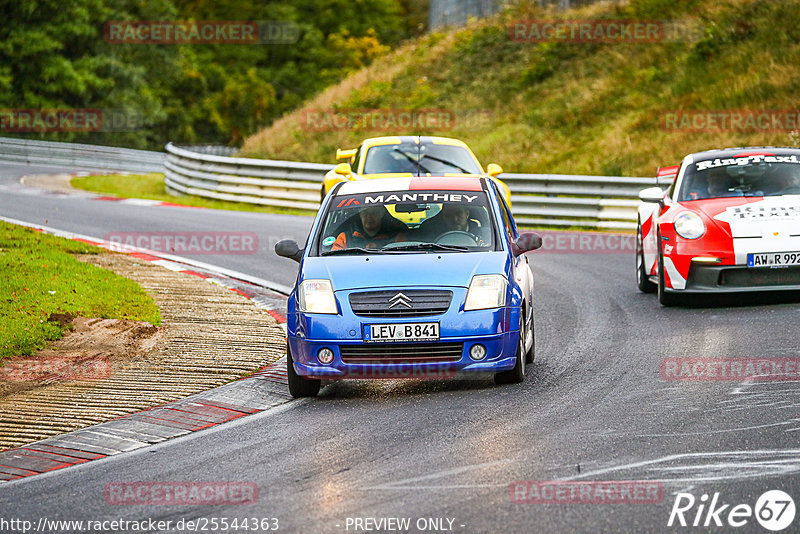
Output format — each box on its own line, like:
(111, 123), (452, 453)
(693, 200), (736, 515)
(464, 275), (507, 310)
(674, 212), (705, 240)
(297, 279), (338, 314)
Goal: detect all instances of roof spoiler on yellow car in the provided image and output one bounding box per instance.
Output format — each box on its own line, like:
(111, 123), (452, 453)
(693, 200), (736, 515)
(336, 148), (357, 161)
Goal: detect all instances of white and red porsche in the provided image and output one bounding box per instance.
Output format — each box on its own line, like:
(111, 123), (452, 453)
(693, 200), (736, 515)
(637, 147), (800, 305)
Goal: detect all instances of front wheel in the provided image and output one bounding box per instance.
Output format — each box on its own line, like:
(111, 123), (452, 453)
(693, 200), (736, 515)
(524, 311), (535, 364)
(286, 342), (321, 398)
(657, 248), (681, 307)
(636, 221), (657, 293)
(495, 316), (526, 385)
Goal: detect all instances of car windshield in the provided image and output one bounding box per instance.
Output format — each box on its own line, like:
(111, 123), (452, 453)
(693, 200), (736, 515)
(362, 143), (482, 175)
(678, 156), (800, 201)
(315, 189), (496, 255)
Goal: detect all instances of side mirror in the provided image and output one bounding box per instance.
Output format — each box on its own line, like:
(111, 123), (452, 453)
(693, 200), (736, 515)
(486, 163), (503, 177)
(513, 232), (542, 256)
(639, 186), (666, 206)
(275, 239), (304, 263)
(334, 162), (352, 176)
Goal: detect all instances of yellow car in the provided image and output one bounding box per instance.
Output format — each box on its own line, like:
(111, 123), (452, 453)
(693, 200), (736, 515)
(321, 136), (512, 207)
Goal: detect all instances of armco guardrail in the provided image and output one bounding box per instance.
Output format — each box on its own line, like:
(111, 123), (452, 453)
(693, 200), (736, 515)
(164, 143), (333, 211)
(501, 173), (673, 229)
(0, 137), (164, 173)
(166, 143), (671, 229)
(0, 138), (670, 229)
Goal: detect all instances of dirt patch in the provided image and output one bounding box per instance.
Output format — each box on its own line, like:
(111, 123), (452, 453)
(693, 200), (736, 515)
(0, 251), (285, 451)
(20, 173), (76, 193)
(46, 312), (76, 328)
(0, 317), (163, 398)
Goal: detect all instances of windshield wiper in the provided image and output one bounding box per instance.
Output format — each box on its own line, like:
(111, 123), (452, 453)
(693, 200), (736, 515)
(321, 247), (386, 256)
(392, 148), (431, 174)
(384, 242), (470, 252)
(419, 155), (472, 174)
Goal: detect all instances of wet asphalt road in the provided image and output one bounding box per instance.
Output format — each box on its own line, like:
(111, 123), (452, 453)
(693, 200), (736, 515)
(1, 162), (800, 533)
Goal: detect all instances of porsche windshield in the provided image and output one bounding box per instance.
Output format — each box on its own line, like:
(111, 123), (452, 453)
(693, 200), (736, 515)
(362, 143), (482, 175)
(316, 190), (497, 255)
(678, 156), (800, 201)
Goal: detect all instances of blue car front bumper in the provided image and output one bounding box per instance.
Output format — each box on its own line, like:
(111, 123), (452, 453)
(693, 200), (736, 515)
(287, 299), (521, 379)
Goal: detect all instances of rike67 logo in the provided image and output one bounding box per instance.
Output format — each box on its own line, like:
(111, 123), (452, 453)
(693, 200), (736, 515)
(668, 490), (796, 531)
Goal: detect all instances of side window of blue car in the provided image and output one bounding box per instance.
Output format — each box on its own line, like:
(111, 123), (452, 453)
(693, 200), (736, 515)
(494, 184), (517, 244)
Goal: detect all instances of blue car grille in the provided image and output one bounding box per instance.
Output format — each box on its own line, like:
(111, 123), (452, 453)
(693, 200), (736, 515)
(348, 290), (453, 318)
(340, 342), (463, 364)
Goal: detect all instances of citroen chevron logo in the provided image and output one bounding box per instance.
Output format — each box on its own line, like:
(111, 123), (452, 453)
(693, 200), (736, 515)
(388, 292), (413, 309)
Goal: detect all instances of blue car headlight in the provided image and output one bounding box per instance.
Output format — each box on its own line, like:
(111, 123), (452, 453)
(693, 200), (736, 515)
(464, 275), (507, 310)
(298, 279), (338, 314)
(674, 212), (706, 240)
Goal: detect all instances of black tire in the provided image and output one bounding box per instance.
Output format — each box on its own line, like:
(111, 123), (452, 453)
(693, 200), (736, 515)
(495, 316), (526, 385)
(286, 342), (320, 398)
(524, 311), (535, 364)
(320, 185), (327, 203)
(657, 245), (681, 307)
(636, 221), (657, 293)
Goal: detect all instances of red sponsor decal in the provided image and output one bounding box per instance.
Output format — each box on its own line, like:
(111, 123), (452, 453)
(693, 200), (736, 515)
(336, 198), (361, 208)
(509, 480), (664, 504)
(733, 151), (776, 158)
(409, 177), (483, 191)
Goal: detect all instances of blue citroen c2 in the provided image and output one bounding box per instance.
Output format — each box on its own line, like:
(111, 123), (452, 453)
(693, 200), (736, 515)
(275, 176), (542, 397)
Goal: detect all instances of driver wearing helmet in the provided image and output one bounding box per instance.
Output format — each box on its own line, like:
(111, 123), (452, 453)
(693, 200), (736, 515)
(418, 204), (484, 244)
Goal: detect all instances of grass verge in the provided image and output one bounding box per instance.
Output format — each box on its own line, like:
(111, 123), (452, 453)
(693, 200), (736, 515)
(0, 221), (161, 361)
(71, 173), (313, 216)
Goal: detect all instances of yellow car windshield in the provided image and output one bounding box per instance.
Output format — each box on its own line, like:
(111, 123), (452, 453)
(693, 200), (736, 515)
(362, 143), (482, 175)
